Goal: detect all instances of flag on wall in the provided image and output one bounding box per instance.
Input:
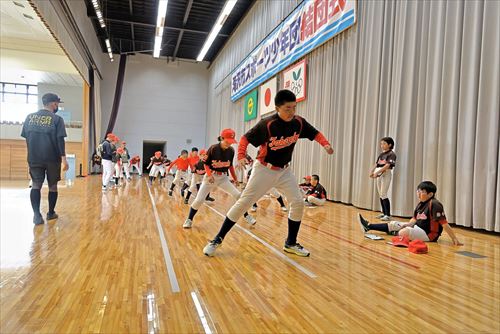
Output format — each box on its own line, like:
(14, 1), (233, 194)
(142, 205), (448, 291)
(259, 77), (277, 117)
(244, 89), (258, 121)
(283, 59), (307, 102)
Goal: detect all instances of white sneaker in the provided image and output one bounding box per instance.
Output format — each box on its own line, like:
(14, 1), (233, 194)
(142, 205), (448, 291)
(283, 243), (310, 257)
(250, 205), (257, 212)
(183, 219), (192, 229)
(281, 206), (288, 212)
(375, 213), (385, 219)
(380, 215), (391, 221)
(203, 238), (222, 256)
(244, 214), (256, 225)
(101, 185), (107, 191)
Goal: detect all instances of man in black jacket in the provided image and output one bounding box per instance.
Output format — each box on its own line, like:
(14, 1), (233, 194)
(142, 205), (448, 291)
(21, 93), (68, 225)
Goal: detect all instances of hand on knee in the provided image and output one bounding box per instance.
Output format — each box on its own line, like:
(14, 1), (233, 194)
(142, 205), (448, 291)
(398, 228), (410, 237)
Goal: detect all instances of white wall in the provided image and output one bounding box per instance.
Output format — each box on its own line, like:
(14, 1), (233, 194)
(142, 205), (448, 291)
(1, 123), (82, 141)
(38, 83), (83, 122)
(100, 54), (208, 160)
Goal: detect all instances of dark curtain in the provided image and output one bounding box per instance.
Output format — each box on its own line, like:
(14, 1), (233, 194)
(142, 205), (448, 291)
(88, 68), (96, 151)
(105, 54), (127, 136)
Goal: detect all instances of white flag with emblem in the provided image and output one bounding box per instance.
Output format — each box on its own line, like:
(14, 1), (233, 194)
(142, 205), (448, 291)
(259, 77), (277, 117)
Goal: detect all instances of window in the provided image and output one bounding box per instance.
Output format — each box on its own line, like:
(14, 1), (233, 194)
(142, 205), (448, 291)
(0, 82), (38, 123)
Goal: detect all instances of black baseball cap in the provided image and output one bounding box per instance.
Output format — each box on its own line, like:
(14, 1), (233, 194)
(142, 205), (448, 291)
(42, 93), (63, 105)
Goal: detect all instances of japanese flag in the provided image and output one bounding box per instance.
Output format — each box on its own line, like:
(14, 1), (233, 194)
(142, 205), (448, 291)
(259, 77), (277, 117)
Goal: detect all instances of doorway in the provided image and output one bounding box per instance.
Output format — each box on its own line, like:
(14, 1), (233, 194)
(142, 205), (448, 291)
(142, 141), (166, 171)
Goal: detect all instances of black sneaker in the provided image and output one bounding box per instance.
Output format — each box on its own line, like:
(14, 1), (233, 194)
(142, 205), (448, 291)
(168, 190), (173, 196)
(205, 196), (215, 202)
(46, 212), (59, 220)
(33, 214), (44, 225)
(183, 198), (189, 204)
(181, 189), (185, 198)
(358, 214), (370, 233)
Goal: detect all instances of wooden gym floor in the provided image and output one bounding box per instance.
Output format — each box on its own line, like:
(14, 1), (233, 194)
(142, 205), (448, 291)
(1, 176), (499, 333)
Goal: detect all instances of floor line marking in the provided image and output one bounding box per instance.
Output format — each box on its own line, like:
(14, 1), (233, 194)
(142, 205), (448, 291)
(203, 204), (317, 279)
(146, 180), (181, 292)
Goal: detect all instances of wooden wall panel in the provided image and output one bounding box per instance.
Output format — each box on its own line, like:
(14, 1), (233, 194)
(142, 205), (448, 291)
(0, 144), (12, 179)
(0, 139), (82, 180)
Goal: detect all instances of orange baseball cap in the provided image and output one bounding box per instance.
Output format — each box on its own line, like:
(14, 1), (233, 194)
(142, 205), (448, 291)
(408, 239), (428, 254)
(391, 235), (410, 247)
(304, 176), (312, 181)
(200, 149), (207, 155)
(154, 151), (162, 157)
(220, 128), (237, 144)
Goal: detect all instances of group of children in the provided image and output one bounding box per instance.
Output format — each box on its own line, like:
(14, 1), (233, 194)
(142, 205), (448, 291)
(359, 136), (462, 245)
(98, 90), (463, 257)
(99, 133), (141, 191)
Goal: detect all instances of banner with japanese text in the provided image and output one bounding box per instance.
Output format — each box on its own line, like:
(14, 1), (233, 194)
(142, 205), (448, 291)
(230, 0), (356, 102)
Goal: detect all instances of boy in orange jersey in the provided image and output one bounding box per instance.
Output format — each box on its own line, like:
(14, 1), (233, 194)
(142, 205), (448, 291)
(168, 149), (189, 196)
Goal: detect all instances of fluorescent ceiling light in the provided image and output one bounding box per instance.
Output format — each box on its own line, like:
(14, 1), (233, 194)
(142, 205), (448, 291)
(196, 0), (237, 62)
(106, 39), (114, 62)
(153, 36), (162, 58)
(153, 0), (169, 58)
(92, 0), (106, 28)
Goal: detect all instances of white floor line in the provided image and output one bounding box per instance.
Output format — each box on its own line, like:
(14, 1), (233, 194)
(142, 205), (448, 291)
(191, 291), (216, 334)
(146, 180), (181, 293)
(203, 204), (318, 279)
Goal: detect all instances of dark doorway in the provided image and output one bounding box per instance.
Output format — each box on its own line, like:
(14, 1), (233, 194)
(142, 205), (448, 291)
(142, 141), (166, 171)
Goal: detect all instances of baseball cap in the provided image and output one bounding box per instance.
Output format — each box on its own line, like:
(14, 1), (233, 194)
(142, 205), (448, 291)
(122, 141), (126, 145)
(220, 128), (237, 144)
(116, 147), (124, 154)
(42, 93), (63, 105)
(154, 151), (162, 157)
(303, 176), (312, 181)
(408, 239), (428, 254)
(199, 149), (207, 155)
(391, 235), (410, 247)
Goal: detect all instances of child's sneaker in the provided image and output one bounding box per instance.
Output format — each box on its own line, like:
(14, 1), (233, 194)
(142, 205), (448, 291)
(203, 237), (222, 256)
(244, 214), (256, 225)
(358, 214), (370, 233)
(183, 219), (192, 229)
(283, 243), (310, 257)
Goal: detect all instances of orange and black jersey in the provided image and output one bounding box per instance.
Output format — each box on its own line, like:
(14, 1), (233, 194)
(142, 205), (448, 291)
(376, 150), (397, 169)
(150, 157), (164, 165)
(193, 160), (206, 175)
(240, 114), (319, 167)
(414, 198), (448, 241)
(306, 183), (327, 199)
(205, 144), (234, 173)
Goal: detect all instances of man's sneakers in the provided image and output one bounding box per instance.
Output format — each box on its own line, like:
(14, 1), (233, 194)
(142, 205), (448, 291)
(304, 201), (314, 207)
(33, 214), (44, 225)
(203, 237), (223, 256)
(183, 198), (189, 204)
(183, 219), (192, 229)
(358, 214), (370, 233)
(46, 212), (59, 221)
(250, 204), (257, 212)
(380, 215), (391, 221)
(180, 189), (185, 198)
(283, 243), (310, 257)
(244, 214), (257, 225)
(168, 190), (173, 197)
(280, 206), (288, 212)
(205, 196), (215, 202)
(375, 213), (385, 219)
(102, 185), (107, 191)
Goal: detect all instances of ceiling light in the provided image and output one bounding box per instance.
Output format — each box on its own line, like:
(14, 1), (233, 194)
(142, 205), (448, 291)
(91, 0), (106, 28)
(153, 0), (168, 58)
(106, 39), (114, 62)
(196, 0), (237, 62)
